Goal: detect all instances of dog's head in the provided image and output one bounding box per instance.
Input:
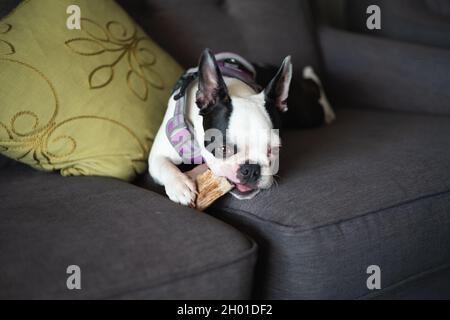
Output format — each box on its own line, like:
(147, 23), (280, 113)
(195, 49), (292, 199)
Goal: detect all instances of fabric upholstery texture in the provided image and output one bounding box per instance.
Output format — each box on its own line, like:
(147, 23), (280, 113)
(319, 27), (450, 116)
(346, 0), (450, 49)
(0, 155), (10, 168)
(214, 108), (450, 228)
(370, 265), (450, 300)
(0, 0), (21, 19)
(208, 108), (450, 299)
(0, 0), (20, 19)
(0, 0), (183, 181)
(118, 0), (321, 72)
(0, 162), (257, 299)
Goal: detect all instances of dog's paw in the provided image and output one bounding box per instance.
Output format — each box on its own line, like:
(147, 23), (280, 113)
(165, 174), (198, 207)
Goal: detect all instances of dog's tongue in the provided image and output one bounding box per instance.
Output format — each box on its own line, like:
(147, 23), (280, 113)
(235, 183), (253, 193)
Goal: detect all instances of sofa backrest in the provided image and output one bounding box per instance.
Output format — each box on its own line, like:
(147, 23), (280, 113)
(0, 0), (20, 19)
(345, 0), (450, 49)
(2, 0), (322, 78)
(118, 0), (321, 73)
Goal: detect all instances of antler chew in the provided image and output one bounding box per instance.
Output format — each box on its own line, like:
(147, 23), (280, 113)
(195, 169), (233, 211)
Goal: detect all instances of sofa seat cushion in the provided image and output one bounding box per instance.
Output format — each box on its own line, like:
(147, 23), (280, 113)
(210, 108), (450, 299)
(0, 163), (256, 299)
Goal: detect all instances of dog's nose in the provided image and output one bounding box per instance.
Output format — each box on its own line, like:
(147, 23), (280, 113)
(238, 163), (261, 184)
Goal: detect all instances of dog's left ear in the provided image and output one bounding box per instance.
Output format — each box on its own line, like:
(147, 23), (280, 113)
(264, 56), (293, 113)
(196, 49), (230, 113)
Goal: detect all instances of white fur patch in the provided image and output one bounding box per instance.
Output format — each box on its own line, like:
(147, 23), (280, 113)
(303, 66), (336, 124)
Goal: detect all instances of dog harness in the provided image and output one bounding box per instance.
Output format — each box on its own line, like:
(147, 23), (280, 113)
(166, 52), (259, 164)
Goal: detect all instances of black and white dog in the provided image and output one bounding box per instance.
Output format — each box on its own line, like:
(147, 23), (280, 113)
(148, 49), (335, 207)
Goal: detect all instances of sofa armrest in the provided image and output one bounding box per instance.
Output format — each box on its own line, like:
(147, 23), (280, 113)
(319, 26), (450, 116)
(0, 163), (256, 299)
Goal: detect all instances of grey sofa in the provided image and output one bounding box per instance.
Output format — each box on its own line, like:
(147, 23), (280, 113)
(345, 0), (450, 49)
(1, 0), (450, 299)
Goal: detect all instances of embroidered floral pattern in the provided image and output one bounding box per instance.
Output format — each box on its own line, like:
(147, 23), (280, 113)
(0, 23), (15, 55)
(65, 18), (164, 101)
(0, 58), (146, 167)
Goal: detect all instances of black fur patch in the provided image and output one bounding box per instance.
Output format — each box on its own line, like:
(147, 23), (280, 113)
(263, 98), (282, 130)
(254, 64), (282, 129)
(201, 99), (233, 157)
(254, 64), (325, 129)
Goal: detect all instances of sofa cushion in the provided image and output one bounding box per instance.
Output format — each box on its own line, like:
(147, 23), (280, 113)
(0, 163), (256, 299)
(209, 108), (450, 298)
(0, 0), (183, 181)
(319, 27), (450, 116)
(346, 0), (450, 49)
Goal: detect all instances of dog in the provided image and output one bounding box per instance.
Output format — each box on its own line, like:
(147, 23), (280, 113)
(148, 49), (335, 207)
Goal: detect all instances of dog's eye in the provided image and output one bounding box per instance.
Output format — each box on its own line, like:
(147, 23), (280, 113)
(268, 146), (280, 158)
(221, 144), (237, 158)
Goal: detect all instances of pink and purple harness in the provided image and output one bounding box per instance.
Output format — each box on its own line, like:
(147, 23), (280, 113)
(165, 52), (260, 164)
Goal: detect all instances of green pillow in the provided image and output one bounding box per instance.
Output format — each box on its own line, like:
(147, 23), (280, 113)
(0, 0), (183, 180)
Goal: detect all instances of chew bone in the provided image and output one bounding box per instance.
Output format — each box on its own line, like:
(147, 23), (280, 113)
(187, 165), (233, 211)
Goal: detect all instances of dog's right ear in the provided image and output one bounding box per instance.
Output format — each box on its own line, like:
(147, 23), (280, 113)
(196, 49), (230, 113)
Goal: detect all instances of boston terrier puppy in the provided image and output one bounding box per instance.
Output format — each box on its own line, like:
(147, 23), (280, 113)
(148, 49), (335, 207)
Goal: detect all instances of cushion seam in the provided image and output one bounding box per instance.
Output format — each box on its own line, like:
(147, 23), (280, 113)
(214, 189), (450, 233)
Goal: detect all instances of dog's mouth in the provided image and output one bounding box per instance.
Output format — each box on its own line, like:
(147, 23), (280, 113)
(235, 183), (254, 193)
(229, 182), (260, 200)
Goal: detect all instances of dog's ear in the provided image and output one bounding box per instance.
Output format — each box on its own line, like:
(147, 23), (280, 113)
(196, 49), (230, 113)
(264, 56), (292, 113)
